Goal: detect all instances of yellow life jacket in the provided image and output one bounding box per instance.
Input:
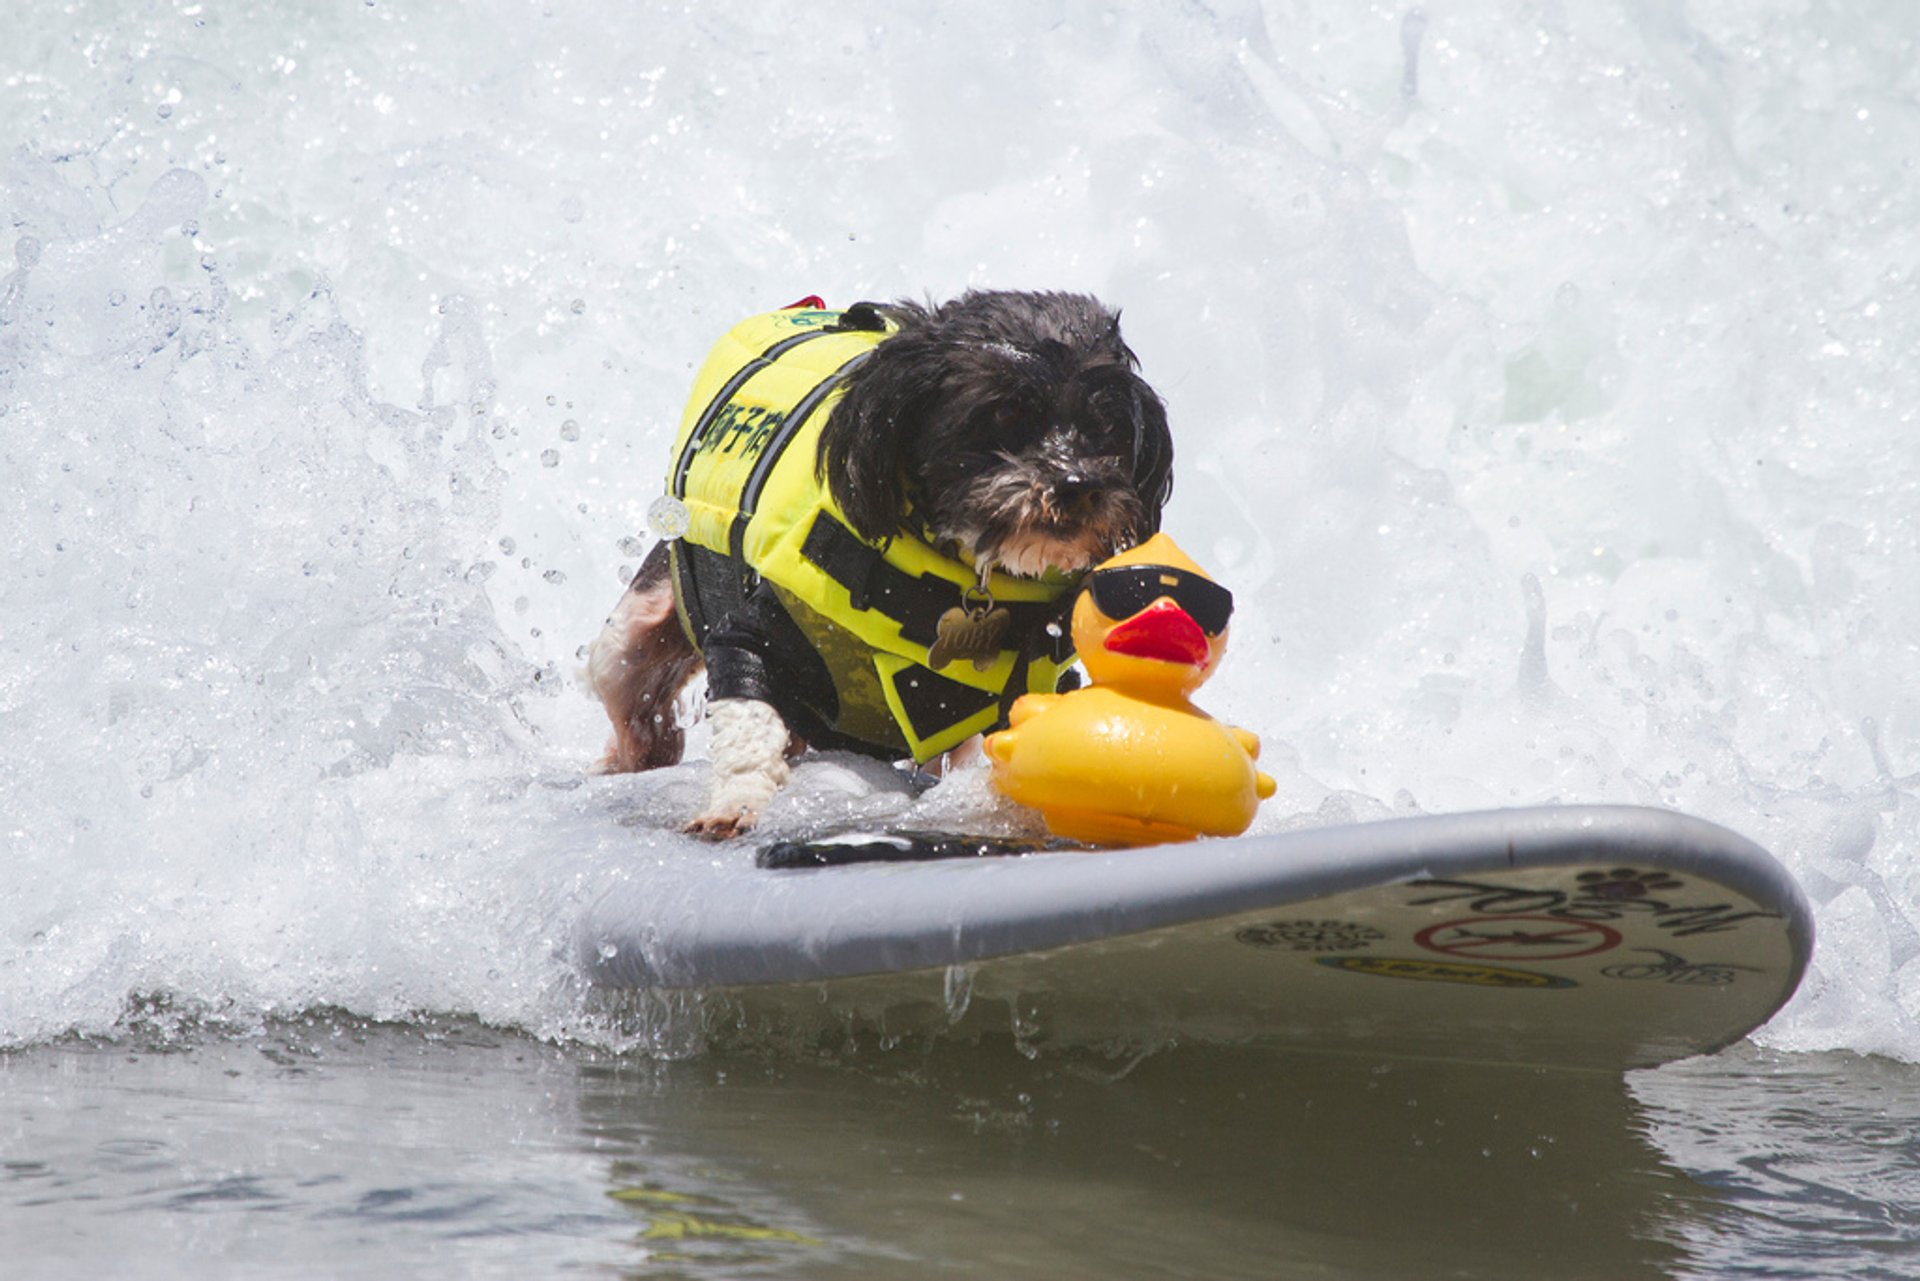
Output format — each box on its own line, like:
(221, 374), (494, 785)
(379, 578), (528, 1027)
(664, 303), (1078, 762)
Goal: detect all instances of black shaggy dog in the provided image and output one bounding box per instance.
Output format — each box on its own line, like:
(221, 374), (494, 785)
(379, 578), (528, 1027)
(587, 289), (1174, 837)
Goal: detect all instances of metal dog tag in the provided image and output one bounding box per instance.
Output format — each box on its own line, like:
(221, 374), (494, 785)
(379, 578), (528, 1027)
(928, 599), (1010, 672)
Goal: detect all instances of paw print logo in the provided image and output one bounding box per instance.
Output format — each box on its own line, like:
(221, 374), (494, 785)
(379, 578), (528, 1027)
(1576, 868), (1683, 902)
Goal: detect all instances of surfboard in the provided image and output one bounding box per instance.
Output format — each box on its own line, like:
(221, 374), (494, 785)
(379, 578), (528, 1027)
(577, 805), (1813, 1071)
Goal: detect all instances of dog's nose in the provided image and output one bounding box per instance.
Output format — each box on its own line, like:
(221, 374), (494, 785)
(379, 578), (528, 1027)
(1053, 474), (1102, 510)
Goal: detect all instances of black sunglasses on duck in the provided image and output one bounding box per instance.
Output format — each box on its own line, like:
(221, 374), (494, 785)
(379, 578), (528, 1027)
(1088, 566), (1235, 635)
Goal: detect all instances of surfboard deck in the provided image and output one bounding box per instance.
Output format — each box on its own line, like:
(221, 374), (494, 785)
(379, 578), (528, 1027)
(578, 805), (1813, 1071)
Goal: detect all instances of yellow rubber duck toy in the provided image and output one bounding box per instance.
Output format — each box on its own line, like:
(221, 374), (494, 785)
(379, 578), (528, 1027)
(984, 533), (1276, 846)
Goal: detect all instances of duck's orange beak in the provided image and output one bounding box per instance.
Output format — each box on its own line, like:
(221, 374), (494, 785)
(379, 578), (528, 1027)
(1102, 598), (1210, 666)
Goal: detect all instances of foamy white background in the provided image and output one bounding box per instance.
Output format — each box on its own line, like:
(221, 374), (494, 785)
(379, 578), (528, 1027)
(3, 0), (1915, 1057)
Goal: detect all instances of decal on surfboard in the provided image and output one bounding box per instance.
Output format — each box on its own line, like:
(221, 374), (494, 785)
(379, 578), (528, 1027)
(1316, 956), (1579, 989)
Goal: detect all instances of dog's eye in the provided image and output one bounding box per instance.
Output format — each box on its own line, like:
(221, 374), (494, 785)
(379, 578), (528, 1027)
(1071, 369), (1154, 455)
(1079, 414), (1138, 461)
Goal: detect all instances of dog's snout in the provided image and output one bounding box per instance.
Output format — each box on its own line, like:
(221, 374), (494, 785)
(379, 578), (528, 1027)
(1052, 473), (1104, 514)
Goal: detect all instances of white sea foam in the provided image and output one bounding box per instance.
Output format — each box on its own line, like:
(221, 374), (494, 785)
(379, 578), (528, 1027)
(3, 1), (1916, 1058)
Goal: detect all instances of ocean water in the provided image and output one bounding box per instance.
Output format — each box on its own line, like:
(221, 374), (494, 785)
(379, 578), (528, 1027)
(4, 1), (1919, 1276)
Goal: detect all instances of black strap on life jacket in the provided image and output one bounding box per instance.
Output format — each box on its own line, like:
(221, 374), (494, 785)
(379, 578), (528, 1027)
(668, 539), (743, 652)
(797, 512), (1076, 664)
(998, 594), (1081, 724)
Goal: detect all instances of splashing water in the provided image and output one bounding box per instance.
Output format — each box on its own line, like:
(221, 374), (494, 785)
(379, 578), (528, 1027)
(3, 1), (1919, 1064)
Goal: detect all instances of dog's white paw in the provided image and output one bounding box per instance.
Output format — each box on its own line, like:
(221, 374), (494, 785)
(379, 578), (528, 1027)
(688, 699), (791, 840)
(684, 808), (758, 841)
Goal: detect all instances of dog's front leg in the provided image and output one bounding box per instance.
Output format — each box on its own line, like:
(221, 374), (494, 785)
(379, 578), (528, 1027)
(685, 697), (792, 839)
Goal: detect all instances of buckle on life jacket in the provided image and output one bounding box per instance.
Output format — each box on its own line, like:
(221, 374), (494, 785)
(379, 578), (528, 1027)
(827, 300), (890, 333)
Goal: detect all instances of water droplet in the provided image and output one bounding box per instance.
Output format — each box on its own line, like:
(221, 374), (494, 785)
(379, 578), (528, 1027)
(647, 495), (690, 538)
(540, 448), (560, 467)
(943, 964), (974, 1023)
(543, 568), (567, 585)
(569, 298), (586, 315)
(559, 419), (579, 441)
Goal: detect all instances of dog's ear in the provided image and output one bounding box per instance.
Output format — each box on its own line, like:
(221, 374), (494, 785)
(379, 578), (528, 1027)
(1088, 309), (1171, 527)
(1072, 361), (1175, 534)
(816, 329), (941, 543)
(1102, 308), (1133, 360)
(1130, 381), (1174, 531)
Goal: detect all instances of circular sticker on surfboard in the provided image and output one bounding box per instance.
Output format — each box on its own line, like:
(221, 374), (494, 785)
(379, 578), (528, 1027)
(1414, 915), (1623, 962)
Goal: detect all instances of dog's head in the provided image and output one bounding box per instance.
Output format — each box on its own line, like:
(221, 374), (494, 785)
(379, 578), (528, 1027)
(816, 290), (1173, 579)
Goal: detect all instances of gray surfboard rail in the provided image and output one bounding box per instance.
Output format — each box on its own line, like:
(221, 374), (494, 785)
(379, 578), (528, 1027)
(577, 805), (1814, 1069)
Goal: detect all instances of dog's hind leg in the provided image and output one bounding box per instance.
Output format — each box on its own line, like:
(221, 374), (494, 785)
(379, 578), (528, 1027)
(585, 542), (703, 773)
